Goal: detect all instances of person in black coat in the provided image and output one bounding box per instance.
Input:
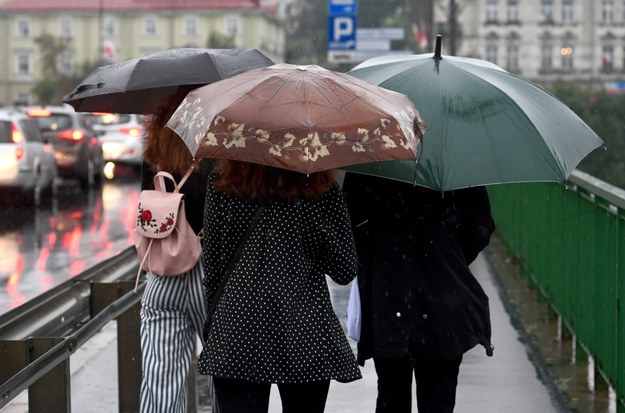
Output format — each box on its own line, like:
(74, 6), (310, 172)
(342, 172), (495, 413)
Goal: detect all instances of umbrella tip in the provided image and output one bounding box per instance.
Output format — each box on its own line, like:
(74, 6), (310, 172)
(434, 34), (442, 58)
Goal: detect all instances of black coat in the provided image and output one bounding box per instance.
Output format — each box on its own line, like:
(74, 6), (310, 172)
(342, 173), (495, 364)
(199, 176), (362, 383)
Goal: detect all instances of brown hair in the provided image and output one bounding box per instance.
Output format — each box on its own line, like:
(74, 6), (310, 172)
(143, 89), (199, 175)
(213, 160), (335, 203)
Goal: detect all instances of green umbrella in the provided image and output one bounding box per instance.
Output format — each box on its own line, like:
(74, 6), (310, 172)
(345, 36), (605, 191)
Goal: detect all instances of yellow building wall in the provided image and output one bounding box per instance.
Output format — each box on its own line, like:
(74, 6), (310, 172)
(0, 8), (285, 106)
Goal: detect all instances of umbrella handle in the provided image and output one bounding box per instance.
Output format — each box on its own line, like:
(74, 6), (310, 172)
(67, 83), (105, 98)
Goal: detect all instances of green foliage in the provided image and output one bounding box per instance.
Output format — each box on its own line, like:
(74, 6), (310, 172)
(550, 82), (625, 189)
(358, 0), (406, 28)
(285, 0), (328, 64)
(31, 34), (102, 105)
(34, 33), (71, 78)
(206, 32), (236, 49)
(31, 77), (58, 105)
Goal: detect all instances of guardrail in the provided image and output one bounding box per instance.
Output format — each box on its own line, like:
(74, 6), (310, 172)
(0, 248), (206, 412)
(487, 169), (625, 412)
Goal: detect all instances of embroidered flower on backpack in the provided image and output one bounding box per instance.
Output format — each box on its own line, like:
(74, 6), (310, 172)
(137, 203), (157, 230)
(155, 212), (176, 234)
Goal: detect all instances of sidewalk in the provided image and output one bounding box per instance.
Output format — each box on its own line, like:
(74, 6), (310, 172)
(3, 254), (568, 412)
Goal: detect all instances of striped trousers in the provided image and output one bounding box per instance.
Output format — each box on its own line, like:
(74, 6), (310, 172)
(140, 262), (206, 413)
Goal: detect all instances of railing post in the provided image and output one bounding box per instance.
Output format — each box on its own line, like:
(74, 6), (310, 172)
(0, 340), (29, 403)
(29, 337), (70, 412)
(91, 281), (141, 413)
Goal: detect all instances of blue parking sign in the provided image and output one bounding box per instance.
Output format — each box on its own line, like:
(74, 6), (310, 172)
(328, 15), (356, 50)
(329, 0), (358, 15)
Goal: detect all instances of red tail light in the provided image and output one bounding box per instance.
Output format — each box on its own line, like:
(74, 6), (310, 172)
(119, 127), (142, 137)
(58, 129), (85, 141)
(11, 122), (23, 143)
(15, 146), (25, 160)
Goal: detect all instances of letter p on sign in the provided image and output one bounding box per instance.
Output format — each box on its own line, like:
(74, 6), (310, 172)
(334, 17), (353, 41)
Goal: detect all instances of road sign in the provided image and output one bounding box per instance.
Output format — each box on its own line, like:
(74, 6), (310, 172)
(328, 15), (356, 50)
(356, 27), (405, 41)
(329, 0), (358, 15)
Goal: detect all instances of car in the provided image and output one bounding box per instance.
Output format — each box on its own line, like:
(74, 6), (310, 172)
(22, 105), (104, 188)
(0, 108), (57, 205)
(85, 113), (146, 167)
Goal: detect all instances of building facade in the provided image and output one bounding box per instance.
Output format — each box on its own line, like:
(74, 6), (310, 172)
(434, 0), (625, 91)
(0, 0), (286, 106)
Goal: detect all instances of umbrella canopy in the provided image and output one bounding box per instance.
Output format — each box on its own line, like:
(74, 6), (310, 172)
(62, 48), (274, 114)
(345, 36), (605, 191)
(166, 63), (426, 175)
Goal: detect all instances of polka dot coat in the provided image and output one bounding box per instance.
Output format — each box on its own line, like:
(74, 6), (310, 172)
(199, 174), (362, 384)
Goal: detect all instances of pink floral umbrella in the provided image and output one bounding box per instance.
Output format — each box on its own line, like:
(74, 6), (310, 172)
(166, 63), (427, 174)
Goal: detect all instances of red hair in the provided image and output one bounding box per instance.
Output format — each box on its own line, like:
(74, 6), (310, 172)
(143, 88), (200, 175)
(213, 160), (335, 202)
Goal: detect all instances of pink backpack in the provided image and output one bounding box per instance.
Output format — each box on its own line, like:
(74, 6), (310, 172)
(133, 167), (202, 291)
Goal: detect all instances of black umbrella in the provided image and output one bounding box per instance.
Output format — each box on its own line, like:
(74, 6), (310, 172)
(62, 48), (275, 114)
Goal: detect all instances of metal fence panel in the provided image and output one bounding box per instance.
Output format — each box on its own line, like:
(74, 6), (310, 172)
(488, 171), (624, 410)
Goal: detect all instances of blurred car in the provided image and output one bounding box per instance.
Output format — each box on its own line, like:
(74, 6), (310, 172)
(22, 106), (104, 188)
(0, 108), (57, 205)
(85, 113), (146, 167)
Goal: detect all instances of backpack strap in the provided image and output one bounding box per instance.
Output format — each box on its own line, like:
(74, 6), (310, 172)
(135, 238), (154, 292)
(153, 166), (195, 193)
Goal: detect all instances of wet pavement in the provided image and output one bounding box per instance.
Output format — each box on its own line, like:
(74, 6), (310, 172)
(4, 253), (572, 413)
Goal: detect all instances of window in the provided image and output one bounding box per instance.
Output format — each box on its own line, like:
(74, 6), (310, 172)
(561, 46), (574, 70)
(602, 45), (614, 70)
(102, 17), (115, 37)
(486, 44), (498, 65)
(16, 19), (30, 38)
(602, 0), (614, 24)
(541, 0), (554, 21)
(225, 17), (238, 37)
(144, 17), (157, 37)
(486, 0), (498, 22)
(507, 45), (519, 71)
(541, 44), (553, 70)
(59, 51), (73, 75)
(184, 17), (198, 37)
(59, 18), (72, 38)
(507, 0), (519, 22)
(17, 53), (30, 75)
(562, 0), (574, 23)
(17, 93), (29, 105)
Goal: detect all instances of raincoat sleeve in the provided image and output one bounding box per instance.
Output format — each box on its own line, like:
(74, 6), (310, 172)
(316, 183), (358, 285)
(454, 186), (496, 264)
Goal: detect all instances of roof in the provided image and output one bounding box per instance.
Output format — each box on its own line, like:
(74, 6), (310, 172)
(0, 0), (261, 12)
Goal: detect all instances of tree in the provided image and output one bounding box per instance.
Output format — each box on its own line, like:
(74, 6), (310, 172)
(206, 32), (236, 49)
(551, 82), (625, 189)
(31, 34), (101, 106)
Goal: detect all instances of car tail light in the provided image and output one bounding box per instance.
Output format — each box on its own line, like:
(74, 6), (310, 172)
(119, 127), (142, 137)
(15, 146), (25, 160)
(26, 108), (52, 117)
(58, 129), (85, 141)
(11, 122), (23, 143)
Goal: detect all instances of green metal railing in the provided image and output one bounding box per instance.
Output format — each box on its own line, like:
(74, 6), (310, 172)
(488, 170), (624, 412)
